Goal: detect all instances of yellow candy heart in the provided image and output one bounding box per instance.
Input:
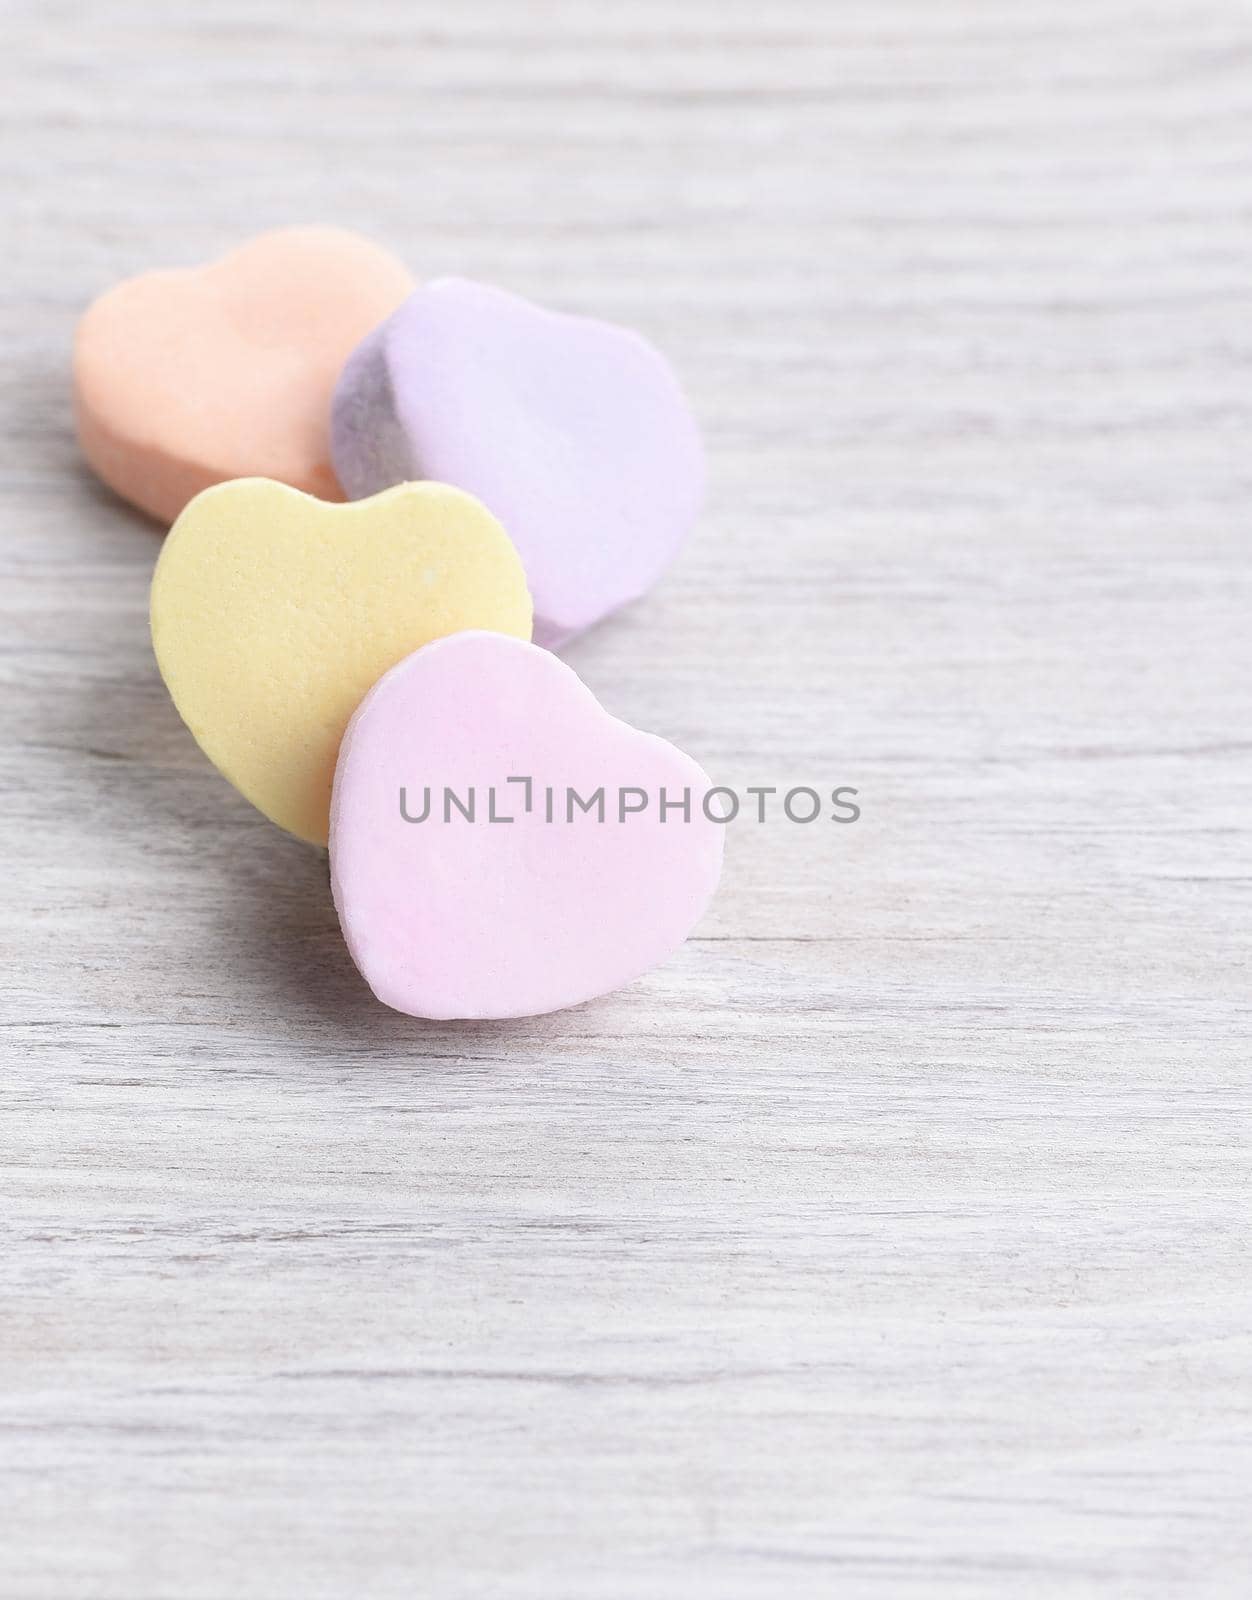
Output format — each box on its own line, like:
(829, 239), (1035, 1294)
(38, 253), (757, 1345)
(150, 478), (532, 845)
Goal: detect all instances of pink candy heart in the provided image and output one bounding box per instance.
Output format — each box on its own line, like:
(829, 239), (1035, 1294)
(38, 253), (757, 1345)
(330, 631), (724, 1019)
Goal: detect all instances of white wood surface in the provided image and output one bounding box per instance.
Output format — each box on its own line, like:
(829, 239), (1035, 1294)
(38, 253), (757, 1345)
(3, 1), (1251, 1594)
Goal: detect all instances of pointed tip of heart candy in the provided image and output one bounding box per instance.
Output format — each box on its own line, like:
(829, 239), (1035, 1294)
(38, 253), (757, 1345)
(329, 631), (724, 1020)
(330, 277), (705, 650)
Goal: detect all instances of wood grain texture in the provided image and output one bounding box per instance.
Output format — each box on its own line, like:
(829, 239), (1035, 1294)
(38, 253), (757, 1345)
(2, 1), (1250, 1594)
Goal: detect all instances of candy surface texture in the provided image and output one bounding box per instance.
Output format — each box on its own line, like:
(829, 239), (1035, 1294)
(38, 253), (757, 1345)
(331, 278), (705, 648)
(330, 631), (724, 1019)
(75, 227), (415, 523)
(150, 480), (532, 846)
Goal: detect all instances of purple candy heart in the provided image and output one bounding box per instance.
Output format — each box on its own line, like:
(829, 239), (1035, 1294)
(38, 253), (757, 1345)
(330, 279), (705, 648)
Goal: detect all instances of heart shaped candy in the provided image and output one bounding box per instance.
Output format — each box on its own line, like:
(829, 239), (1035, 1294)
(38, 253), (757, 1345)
(75, 227), (415, 523)
(330, 631), (724, 1019)
(330, 279), (705, 649)
(151, 479), (532, 846)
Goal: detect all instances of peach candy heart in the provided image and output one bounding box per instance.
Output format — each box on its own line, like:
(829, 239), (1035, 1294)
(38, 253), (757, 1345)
(75, 227), (415, 523)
